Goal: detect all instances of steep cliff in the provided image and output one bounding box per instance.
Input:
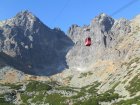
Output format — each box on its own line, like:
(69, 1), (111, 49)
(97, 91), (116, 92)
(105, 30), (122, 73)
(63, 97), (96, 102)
(0, 10), (73, 75)
(67, 13), (131, 71)
(0, 11), (140, 105)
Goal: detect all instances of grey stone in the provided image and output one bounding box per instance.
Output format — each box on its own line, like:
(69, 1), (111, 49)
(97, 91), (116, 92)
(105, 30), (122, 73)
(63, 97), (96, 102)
(0, 10), (74, 76)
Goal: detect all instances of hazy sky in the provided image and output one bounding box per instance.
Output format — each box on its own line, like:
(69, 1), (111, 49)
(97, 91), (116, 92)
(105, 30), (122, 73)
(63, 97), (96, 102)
(0, 0), (140, 32)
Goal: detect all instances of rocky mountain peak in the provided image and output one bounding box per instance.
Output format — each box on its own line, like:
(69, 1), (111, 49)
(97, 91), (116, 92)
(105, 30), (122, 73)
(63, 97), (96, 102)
(0, 11), (74, 75)
(0, 10), (44, 31)
(66, 13), (132, 72)
(132, 14), (140, 26)
(91, 13), (115, 32)
(15, 10), (35, 19)
(12, 10), (42, 29)
(134, 14), (140, 19)
(0, 11), (140, 105)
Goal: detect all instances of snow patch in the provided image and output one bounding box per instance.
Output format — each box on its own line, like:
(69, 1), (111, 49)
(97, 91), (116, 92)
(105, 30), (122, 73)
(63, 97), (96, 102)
(74, 67), (87, 72)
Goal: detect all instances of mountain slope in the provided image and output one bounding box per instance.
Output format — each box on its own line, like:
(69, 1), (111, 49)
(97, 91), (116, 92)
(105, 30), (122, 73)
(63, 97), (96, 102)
(0, 10), (74, 75)
(63, 13), (140, 88)
(0, 11), (140, 105)
(67, 13), (131, 71)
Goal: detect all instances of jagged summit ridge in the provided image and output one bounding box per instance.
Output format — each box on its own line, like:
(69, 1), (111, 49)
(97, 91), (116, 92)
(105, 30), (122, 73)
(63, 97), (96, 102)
(0, 11), (140, 105)
(93, 13), (115, 32)
(0, 10), (48, 32)
(15, 10), (36, 19)
(67, 13), (132, 71)
(0, 11), (139, 75)
(13, 10), (37, 28)
(0, 10), (74, 75)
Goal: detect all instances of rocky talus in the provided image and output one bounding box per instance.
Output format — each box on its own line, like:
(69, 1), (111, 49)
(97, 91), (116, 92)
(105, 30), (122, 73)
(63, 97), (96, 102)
(0, 11), (140, 105)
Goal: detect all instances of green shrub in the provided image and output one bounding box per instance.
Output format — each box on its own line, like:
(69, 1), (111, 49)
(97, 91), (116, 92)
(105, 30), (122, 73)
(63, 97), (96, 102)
(98, 92), (119, 102)
(114, 95), (140, 105)
(1, 83), (22, 90)
(26, 81), (52, 92)
(126, 74), (140, 95)
(127, 57), (140, 69)
(20, 93), (30, 104)
(31, 92), (44, 103)
(0, 94), (14, 105)
(79, 72), (93, 78)
(56, 86), (78, 92)
(74, 98), (99, 105)
(45, 93), (67, 105)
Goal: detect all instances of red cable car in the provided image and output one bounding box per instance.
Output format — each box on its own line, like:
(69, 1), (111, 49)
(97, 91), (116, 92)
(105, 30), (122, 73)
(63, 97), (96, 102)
(85, 37), (91, 46)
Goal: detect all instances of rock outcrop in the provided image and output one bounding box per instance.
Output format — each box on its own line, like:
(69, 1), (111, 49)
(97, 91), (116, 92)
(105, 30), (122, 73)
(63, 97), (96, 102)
(0, 10), (74, 75)
(0, 11), (140, 105)
(66, 13), (131, 71)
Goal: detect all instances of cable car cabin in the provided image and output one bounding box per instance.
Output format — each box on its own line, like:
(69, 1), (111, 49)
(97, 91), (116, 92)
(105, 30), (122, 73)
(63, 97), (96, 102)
(86, 28), (90, 31)
(85, 37), (91, 46)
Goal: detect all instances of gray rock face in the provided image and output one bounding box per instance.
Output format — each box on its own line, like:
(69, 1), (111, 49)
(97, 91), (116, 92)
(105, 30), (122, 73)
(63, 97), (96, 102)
(0, 11), (136, 77)
(0, 10), (74, 75)
(66, 13), (131, 71)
